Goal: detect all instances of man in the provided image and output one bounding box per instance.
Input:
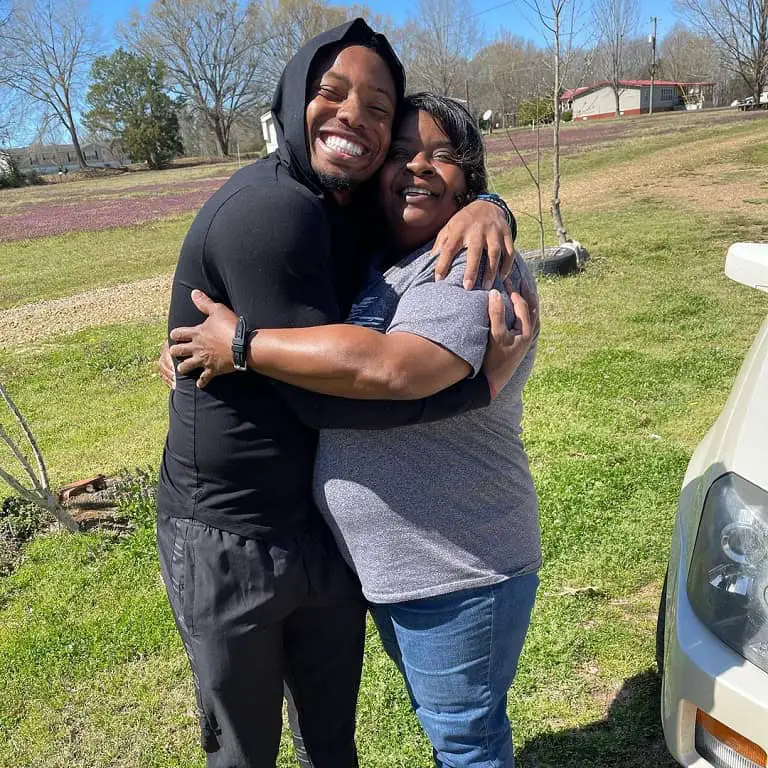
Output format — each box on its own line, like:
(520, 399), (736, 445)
(158, 18), (515, 768)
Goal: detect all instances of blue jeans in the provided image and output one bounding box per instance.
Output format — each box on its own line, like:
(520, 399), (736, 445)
(369, 573), (538, 768)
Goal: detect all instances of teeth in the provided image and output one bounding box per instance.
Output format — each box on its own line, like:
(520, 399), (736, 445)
(402, 186), (433, 197)
(323, 135), (365, 157)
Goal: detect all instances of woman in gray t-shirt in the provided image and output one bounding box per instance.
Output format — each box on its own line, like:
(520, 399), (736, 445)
(170, 93), (540, 768)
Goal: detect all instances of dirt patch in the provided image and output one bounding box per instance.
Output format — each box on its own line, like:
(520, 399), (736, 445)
(0, 274), (172, 348)
(505, 130), (768, 221)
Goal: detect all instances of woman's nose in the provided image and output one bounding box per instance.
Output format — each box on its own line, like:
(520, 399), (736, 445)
(406, 153), (434, 176)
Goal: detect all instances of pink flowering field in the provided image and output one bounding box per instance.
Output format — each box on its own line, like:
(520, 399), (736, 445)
(0, 170), (233, 243)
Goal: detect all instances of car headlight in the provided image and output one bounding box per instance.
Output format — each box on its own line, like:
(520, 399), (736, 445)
(687, 472), (768, 675)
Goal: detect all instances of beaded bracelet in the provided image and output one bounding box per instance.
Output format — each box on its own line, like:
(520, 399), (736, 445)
(475, 193), (517, 241)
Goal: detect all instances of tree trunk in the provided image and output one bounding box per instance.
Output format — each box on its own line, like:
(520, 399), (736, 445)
(210, 113), (229, 158)
(552, 11), (570, 245)
(67, 122), (89, 169)
(614, 86), (621, 115)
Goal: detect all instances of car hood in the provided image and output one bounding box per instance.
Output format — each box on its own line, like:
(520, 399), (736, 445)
(709, 315), (768, 489)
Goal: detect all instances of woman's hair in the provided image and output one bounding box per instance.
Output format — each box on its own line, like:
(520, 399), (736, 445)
(399, 92), (488, 203)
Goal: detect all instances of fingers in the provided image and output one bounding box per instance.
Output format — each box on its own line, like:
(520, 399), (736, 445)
(190, 289), (216, 316)
(519, 278), (540, 337)
(483, 233), (504, 290)
(176, 355), (204, 376)
(168, 341), (194, 358)
(156, 343), (176, 390)
(197, 368), (213, 389)
(169, 326), (195, 343)
(500, 235), (515, 279)
(433, 231), (462, 281)
(508, 292), (531, 339)
(462, 234), (485, 289)
(488, 289), (507, 340)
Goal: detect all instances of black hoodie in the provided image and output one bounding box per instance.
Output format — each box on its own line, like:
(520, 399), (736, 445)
(159, 19), (490, 539)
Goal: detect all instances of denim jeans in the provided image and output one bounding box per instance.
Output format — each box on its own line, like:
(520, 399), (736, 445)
(369, 573), (538, 768)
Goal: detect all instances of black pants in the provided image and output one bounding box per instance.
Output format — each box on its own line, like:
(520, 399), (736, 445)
(157, 513), (366, 768)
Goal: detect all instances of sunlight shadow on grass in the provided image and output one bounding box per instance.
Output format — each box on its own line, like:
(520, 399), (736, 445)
(517, 670), (676, 768)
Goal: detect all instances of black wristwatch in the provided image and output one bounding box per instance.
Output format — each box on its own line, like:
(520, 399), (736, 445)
(232, 316), (248, 371)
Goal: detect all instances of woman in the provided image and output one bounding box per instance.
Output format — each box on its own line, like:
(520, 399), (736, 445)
(168, 93), (540, 767)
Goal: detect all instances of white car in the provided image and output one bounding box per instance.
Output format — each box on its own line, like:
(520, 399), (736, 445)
(658, 242), (768, 768)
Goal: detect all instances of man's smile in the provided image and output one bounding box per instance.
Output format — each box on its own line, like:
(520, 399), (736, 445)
(319, 132), (368, 158)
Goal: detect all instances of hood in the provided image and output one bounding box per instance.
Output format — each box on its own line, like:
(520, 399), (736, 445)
(270, 17), (405, 197)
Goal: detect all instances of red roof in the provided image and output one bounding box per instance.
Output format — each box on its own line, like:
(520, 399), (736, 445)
(561, 80), (716, 101)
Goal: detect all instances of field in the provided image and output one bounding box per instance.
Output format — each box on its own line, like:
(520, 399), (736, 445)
(1, 107), (767, 767)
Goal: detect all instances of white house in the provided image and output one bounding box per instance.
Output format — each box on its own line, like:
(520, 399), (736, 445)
(260, 112), (278, 154)
(561, 80), (715, 120)
(9, 141), (128, 174)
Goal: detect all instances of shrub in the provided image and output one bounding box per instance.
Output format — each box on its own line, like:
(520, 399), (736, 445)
(517, 98), (554, 126)
(110, 467), (158, 530)
(0, 495), (47, 576)
(0, 495), (47, 543)
(561, 110), (573, 122)
(0, 151), (26, 188)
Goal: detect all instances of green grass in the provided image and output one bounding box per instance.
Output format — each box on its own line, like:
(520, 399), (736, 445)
(0, 320), (168, 485)
(1, 111), (768, 766)
(492, 112), (768, 203)
(0, 217), (192, 309)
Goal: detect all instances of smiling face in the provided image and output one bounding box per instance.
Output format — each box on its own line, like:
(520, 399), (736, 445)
(305, 45), (397, 203)
(379, 109), (468, 254)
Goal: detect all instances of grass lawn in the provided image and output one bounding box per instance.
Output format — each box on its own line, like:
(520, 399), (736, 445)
(0, 218), (193, 310)
(1, 110), (767, 767)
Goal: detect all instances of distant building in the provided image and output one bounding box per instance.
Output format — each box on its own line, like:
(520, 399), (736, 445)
(260, 112), (278, 154)
(561, 80), (715, 120)
(9, 141), (129, 174)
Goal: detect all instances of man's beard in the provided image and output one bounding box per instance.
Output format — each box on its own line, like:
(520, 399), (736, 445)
(317, 170), (359, 194)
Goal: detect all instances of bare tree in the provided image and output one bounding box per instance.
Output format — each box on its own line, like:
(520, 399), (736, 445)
(0, 383), (79, 533)
(0, 3), (11, 141)
(674, 0), (767, 102)
(261, 0), (349, 92)
(399, 0), (479, 97)
(591, 0), (640, 114)
(470, 35), (547, 125)
(121, 0), (268, 158)
(660, 23), (742, 103)
(522, 0), (580, 244)
(1, 0), (96, 168)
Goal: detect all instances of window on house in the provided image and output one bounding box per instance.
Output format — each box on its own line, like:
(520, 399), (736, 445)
(661, 87), (675, 101)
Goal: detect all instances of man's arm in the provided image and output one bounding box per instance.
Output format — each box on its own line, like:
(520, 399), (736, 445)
(173, 251), (487, 398)
(180, 185), (492, 429)
(172, 289), (471, 399)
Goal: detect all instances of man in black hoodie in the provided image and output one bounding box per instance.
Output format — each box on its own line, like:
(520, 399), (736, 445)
(158, 19), (514, 768)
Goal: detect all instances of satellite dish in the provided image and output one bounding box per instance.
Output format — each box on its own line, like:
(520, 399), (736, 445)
(482, 109), (493, 121)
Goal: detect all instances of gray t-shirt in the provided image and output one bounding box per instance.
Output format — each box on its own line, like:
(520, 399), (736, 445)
(312, 243), (541, 604)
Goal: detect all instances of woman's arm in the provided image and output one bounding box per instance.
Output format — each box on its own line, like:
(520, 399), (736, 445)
(170, 290), (471, 399)
(168, 278), (537, 402)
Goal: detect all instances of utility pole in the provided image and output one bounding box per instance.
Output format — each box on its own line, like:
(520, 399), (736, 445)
(649, 16), (658, 115)
(465, 79), (471, 115)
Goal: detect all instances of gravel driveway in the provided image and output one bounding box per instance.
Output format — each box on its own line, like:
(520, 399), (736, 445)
(0, 275), (172, 348)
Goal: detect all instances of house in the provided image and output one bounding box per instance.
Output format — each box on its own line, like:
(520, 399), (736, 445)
(561, 80), (715, 120)
(260, 112), (278, 154)
(9, 141), (129, 174)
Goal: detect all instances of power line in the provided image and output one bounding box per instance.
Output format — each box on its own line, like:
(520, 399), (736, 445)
(469, 0), (518, 18)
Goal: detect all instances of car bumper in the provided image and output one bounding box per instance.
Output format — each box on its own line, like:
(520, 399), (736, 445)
(662, 538), (768, 767)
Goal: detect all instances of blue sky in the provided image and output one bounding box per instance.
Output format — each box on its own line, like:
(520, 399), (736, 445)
(95, 0), (680, 51)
